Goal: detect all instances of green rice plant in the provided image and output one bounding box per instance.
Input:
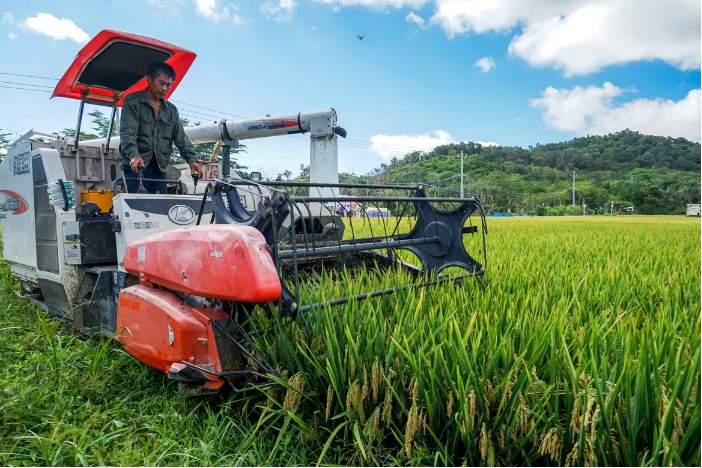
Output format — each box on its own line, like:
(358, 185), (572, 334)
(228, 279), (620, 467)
(252, 215), (701, 466)
(0, 215), (699, 466)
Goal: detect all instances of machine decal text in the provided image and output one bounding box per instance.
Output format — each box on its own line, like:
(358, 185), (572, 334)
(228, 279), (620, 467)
(12, 152), (30, 175)
(247, 120), (289, 131)
(202, 164), (220, 181)
(0, 190), (29, 215)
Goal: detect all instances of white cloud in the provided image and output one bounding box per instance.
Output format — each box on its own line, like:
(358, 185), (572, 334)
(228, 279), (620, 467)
(261, 0), (297, 22)
(406, 11), (425, 27)
(195, 0), (229, 23)
(429, 0), (700, 75)
(371, 130), (456, 160)
(473, 56), (495, 72)
(148, 0), (184, 8)
(8, 32), (17, 40)
(18, 13), (89, 43)
(3, 13), (13, 23)
(509, 1), (700, 76)
(429, 0), (576, 36)
(530, 83), (701, 142)
(315, 0), (429, 10)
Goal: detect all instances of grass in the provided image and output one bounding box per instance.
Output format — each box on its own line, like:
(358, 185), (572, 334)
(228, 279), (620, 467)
(0, 215), (699, 466)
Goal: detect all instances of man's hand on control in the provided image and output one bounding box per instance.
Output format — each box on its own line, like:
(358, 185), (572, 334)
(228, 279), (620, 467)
(189, 162), (205, 179)
(129, 156), (145, 173)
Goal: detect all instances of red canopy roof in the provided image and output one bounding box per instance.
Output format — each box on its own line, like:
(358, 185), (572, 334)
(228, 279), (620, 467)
(52, 30), (196, 107)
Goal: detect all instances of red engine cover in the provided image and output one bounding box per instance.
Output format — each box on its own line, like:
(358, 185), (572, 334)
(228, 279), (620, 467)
(116, 285), (228, 385)
(122, 225), (281, 302)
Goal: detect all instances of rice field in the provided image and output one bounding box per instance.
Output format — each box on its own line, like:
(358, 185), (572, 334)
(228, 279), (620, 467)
(0, 215), (699, 466)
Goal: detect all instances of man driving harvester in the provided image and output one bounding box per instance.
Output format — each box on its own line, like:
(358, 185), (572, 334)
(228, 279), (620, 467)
(120, 61), (204, 193)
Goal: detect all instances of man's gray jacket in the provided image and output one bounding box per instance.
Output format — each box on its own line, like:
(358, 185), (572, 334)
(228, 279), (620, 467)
(119, 90), (197, 170)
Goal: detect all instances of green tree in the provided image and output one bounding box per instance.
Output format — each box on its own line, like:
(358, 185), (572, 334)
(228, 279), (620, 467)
(298, 164), (310, 180)
(373, 132), (700, 214)
(0, 130), (13, 161)
(87, 109), (116, 137)
(60, 127), (99, 140)
(60, 109), (112, 140)
(175, 118), (248, 176)
(0, 130), (13, 150)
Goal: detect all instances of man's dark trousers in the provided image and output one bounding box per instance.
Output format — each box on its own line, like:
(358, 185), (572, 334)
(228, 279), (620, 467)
(122, 157), (168, 194)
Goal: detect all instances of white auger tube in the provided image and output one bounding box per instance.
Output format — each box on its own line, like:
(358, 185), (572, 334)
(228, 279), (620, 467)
(185, 108), (339, 143)
(82, 108), (342, 195)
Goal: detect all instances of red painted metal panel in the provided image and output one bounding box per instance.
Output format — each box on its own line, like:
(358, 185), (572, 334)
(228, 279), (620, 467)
(116, 284), (228, 390)
(122, 225), (282, 302)
(53, 29), (196, 106)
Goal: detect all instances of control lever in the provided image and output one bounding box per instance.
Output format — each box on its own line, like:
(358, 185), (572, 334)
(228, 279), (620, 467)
(136, 165), (148, 194)
(192, 171), (199, 194)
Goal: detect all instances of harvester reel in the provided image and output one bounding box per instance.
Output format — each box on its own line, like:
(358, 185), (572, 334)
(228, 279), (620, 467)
(200, 178), (488, 316)
(397, 197), (484, 275)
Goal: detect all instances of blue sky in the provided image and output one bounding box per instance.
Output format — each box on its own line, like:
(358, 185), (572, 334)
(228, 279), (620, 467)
(0, 0), (699, 178)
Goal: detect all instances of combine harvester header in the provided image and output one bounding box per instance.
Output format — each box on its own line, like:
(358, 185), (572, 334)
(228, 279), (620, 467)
(0, 30), (487, 395)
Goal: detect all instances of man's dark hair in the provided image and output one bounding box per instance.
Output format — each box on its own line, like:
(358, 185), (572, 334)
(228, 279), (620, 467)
(148, 62), (176, 80)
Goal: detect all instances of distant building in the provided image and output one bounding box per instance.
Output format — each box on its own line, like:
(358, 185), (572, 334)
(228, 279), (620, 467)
(335, 201), (362, 218)
(686, 204), (701, 217)
(365, 207), (391, 218)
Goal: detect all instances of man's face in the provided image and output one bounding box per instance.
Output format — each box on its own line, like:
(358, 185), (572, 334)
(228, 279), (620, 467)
(146, 72), (173, 100)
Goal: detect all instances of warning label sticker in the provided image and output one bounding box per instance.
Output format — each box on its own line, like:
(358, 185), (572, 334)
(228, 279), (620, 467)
(132, 221), (158, 230)
(64, 241), (80, 264)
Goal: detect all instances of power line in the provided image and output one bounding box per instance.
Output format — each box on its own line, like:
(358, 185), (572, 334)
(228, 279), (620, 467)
(170, 99), (247, 120)
(0, 80), (54, 89)
(0, 84), (51, 93)
(0, 71), (58, 81)
(0, 72), (444, 157)
(344, 136), (436, 152)
(173, 104), (447, 156)
(177, 109), (227, 123)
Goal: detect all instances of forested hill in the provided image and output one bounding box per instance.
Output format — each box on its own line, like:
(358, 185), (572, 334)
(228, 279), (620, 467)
(353, 130), (701, 215)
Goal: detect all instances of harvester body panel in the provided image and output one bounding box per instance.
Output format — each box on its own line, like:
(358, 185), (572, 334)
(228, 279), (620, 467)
(116, 284), (228, 390)
(122, 225), (281, 302)
(0, 139), (36, 277)
(53, 29), (196, 106)
(111, 192), (214, 271)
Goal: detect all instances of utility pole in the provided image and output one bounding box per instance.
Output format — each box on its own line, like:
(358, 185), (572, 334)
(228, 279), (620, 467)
(460, 150), (464, 198)
(572, 171), (576, 206)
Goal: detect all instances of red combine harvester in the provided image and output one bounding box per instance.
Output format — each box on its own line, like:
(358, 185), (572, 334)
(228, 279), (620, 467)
(0, 30), (487, 395)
